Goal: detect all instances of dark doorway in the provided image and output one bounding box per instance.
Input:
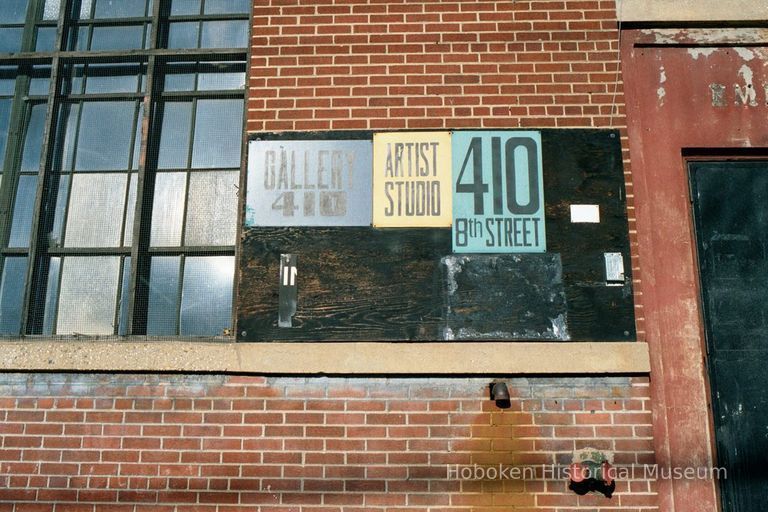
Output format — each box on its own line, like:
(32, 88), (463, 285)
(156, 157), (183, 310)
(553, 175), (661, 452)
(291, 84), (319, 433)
(690, 160), (768, 511)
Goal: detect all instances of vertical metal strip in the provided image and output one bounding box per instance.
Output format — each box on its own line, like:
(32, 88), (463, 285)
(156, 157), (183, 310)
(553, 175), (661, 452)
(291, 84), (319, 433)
(20, 0), (68, 334)
(126, 0), (162, 335)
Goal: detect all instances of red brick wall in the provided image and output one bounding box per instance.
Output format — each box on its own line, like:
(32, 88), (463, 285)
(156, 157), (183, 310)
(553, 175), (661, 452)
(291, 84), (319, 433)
(246, 0), (645, 340)
(0, 374), (657, 510)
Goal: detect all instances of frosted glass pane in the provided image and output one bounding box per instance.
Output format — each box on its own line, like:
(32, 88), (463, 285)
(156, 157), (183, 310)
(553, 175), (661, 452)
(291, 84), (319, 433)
(43, 0), (61, 20)
(0, 257), (28, 335)
(123, 173), (137, 246)
(20, 103), (47, 172)
(42, 256), (61, 335)
(49, 175), (69, 247)
(191, 99), (242, 169)
(8, 175), (38, 248)
(150, 172), (186, 247)
(147, 256), (180, 335)
(185, 171), (238, 246)
(157, 102), (191, 169)
(200, 20), (247, 48)
(78, 0), (93, 18)
(64, 173), (127, 248)
(75, 101), (134, 170)
(197, 66), (245, 91)
(57, 256), (120, 335)
(117, 257), (131, 335)
(180, 256), (233, 336)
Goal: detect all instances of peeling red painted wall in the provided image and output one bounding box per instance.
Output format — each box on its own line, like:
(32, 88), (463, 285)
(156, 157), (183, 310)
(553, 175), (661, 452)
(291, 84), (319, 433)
(621, 27), (768, 512)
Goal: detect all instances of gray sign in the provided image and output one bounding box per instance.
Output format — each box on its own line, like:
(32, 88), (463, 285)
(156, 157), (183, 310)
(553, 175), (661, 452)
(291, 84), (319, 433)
(246, 139), (373, 226)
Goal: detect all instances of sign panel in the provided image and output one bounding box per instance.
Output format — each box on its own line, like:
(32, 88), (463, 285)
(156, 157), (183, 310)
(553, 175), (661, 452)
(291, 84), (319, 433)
(372, 131), (452, 227)
(246, 139), (372, 226)
(451, 131), (545, 253)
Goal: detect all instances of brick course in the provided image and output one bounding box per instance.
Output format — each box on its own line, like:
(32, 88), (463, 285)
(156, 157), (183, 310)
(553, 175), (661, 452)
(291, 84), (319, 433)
(0, 375), (657, 510)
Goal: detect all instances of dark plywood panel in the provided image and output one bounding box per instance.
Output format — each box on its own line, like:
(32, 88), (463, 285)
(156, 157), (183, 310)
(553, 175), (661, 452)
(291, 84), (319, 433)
(238, 129), (635, 342)
(238, 227), (450, 341)
(541, 130), (635, 341)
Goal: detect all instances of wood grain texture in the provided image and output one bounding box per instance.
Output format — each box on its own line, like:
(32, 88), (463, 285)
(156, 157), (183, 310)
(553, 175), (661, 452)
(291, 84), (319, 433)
(238, 129), (635, 342)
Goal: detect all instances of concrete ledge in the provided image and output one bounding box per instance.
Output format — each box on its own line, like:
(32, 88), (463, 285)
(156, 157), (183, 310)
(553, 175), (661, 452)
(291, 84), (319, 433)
(0, 341), (650, 375)
(617, 0), (768, 22)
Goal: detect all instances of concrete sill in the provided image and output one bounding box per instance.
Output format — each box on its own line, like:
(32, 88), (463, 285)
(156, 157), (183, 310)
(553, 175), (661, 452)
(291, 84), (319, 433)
(0, 341), (650, 375)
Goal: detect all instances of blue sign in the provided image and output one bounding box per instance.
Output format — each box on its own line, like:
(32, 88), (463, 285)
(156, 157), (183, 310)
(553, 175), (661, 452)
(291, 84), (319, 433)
(246, 140), (372, 227)
(451, 131), (546, 253)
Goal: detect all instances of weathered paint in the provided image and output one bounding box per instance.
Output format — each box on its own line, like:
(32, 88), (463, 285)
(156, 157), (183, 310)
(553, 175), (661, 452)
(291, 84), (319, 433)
(621, 28), (768, 512)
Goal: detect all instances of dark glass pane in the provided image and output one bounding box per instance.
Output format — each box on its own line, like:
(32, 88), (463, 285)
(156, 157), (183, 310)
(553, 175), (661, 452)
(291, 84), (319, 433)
(94, 0), (147, 18)
(0, 0), (28, 24)
(157, 102), (191, 169)
(90, 25), (145, 50)
(0, 28), (24, 54)
(42, 0), (61, 20)
(167, 22), (198, 49)
(75, 101), (135, 170)
(73, 26), (89, 51)
(0, 257), (28, 335)
(191, 98), (242, 168)
(8, 175), (38, 248)
(180, 256), (233, 336)
(117, 257), (131, 335)
(42, 256), (61, 335)
(147, 256), (180, 335)
(0, 72), (15, 95)
(54, 103), (79, 171)
(84, 64), (143, 94)
(20, 103), (47, 172)
(131, 103), (143, 170)
(65, 64), (85, 94)
(204, 0), (249, 14)
(162, 62), (195, 91)
(35, 26), (57, 52)
(28, 67), (51, 96)
(0, 99), (12, 167)
(200, 20), (247, 48)
(48, 175), (69, 247)
(171, 0), (199, 15)
(56, 256), (120, 335)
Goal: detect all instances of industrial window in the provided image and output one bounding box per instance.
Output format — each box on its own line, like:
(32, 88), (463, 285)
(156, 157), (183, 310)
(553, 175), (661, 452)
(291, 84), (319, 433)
(0, 0), (249, 337)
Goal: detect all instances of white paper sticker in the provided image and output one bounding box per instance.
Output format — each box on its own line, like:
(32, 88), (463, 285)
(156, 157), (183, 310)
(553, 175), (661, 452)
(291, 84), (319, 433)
(570, 204), (600, 223)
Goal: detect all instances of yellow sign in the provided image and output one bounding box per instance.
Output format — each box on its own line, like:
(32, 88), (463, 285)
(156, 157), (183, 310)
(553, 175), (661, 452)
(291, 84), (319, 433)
(372, 131), (452, 227)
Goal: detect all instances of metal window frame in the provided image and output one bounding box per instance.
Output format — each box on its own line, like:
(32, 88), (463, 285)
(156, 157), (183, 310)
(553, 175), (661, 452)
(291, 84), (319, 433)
(0, 0), (248, 338)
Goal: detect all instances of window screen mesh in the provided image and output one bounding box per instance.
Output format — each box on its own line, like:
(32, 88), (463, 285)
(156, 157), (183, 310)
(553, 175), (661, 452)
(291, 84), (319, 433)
(0, 0), (248, 338)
